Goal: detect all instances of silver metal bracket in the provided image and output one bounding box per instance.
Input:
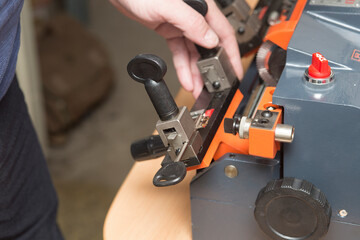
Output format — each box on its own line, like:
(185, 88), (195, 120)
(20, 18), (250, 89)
(222, 0), (250, 22)
(156, 106), (202, 163)
(237, 110), (294, 143)
(197, 47), (237, 93)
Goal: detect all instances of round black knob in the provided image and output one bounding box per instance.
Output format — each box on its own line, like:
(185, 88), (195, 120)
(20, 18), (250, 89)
(254, 178), (331, 240)
(131, 135), (167, 161)
(127, 54), (167, 84)
(127, 54), (179, 121)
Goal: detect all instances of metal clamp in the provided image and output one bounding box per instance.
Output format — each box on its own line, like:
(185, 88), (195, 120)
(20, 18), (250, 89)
(197, 47), (237, 92)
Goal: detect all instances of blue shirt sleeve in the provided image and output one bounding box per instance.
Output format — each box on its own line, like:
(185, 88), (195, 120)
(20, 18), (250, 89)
(0, 0), (24, 100)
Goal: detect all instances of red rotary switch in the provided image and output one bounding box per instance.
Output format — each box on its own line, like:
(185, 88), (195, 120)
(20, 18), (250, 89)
(308, 52), (331, 78)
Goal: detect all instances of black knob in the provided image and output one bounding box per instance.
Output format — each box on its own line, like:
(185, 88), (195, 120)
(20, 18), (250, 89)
(184, 0), (218, 59)
(224, 116), (241, 135)
(254, 178), (332, 240)
(127, 54), (179, 121)
(131, 135), (167, 161)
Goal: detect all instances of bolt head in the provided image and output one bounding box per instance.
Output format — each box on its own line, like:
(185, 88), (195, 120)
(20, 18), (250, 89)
(212, 81), (221, 89)
(237, 26), (245, 34)
(338, 209), (348, 218)
(225, 165), (238, 178)
(261, 110), (273, 118)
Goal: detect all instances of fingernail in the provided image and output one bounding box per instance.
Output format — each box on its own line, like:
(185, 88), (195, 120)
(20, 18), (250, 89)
(204, 29), (219, 46)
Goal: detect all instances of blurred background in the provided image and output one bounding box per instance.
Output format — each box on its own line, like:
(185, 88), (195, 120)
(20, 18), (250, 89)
(19, 0), (184, 239)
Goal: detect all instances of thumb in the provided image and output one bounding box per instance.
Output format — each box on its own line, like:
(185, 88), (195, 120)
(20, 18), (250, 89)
(158, 0), (219, 48)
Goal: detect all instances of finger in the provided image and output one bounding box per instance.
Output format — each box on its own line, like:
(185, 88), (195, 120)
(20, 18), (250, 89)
(185, 39), (203, 98)
(109, 0), (139, 21)
(205, 0), (244, 79)
(109, 0), (159, 29)
(158, 0), (219, 49)
(167, 37), (194, 92)
(155, 23), (183, 39)
(192, 72), (204, 98)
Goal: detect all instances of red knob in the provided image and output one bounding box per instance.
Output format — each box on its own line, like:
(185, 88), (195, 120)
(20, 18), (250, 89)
(308, 52), (331, 78)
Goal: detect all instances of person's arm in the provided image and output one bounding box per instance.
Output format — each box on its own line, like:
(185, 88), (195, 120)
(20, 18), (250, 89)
(110, 0), (243, 98)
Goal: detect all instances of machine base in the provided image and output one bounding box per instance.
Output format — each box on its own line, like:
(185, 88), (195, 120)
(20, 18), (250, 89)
(190, 154), (360, 240)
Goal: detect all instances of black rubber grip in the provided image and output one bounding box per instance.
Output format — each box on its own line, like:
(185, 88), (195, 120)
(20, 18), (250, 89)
(216, 0), (234, 8)
(127, 54), (179, 121)
(145, 78), (179, 121)
(184, 0), (219, 59)
(131, 135), (168, 161)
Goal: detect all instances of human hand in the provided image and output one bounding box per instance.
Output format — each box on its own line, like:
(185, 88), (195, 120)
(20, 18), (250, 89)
(110, 0), (243, 98)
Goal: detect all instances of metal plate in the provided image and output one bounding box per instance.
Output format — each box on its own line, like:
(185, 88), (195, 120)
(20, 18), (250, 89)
(251, 110), (279, 130)
(309, 0), (360, 7)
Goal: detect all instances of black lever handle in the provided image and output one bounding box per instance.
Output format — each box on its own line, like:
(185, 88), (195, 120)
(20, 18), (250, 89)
(127, 54), (179, 121)
(215, 0), (234, 8)
(131, 135), (168, 161)
(184, 0), (208, 15)
(184, 0), (218, 58)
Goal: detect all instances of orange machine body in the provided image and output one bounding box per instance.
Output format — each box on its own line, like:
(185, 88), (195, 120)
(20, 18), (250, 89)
(188, 90), (248, 171)
(264, 0), (307, 50)
(188, 0), (307, 171)
(248, 87), (281, 158)
(188, 87), (281, 171)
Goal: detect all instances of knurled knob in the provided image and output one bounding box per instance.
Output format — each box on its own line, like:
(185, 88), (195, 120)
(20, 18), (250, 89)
(254, 177), (331, 240)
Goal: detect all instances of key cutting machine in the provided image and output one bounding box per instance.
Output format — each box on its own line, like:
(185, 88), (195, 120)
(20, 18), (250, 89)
(126, 0), (360, 239)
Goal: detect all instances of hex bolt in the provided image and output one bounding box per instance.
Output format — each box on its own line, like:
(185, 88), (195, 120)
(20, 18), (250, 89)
(225, 165), (238, 178)
(261, 110), (273, 118)
(258, 118), (270, 124)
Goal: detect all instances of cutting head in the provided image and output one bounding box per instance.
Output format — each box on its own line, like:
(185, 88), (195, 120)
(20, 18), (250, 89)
(256, 41), (286, 86)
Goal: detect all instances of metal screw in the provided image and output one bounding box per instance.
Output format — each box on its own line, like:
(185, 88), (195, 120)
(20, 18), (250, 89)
(258, 118), (269, 124)
(267, 106), (276, 110)
(225, 165), (238, 178)
(215, 92), (223, 98)
(268, 11), (280, 26)
(237, 26), (245, 35)
(338, 209), (348, 218)
(212, 81), (221, 89)
(175, 148), (181, 156)
(261, 110), (273, 118)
